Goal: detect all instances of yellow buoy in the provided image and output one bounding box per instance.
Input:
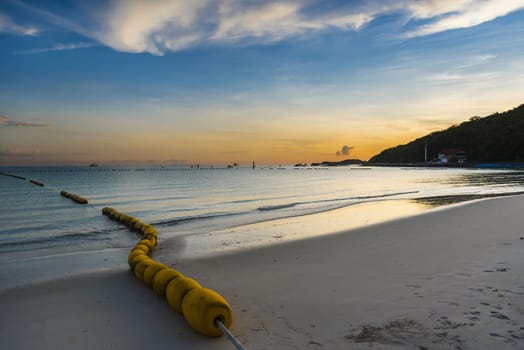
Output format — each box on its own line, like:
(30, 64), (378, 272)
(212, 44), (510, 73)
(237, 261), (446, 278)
(153, 268), (183, 297)
(142, 262), (168, 287)
(120, 215), (131, 224)
(143, 234), (157, 247)
(141, 225), (155, 234)
(138, 239), (154, 250)
(128, 249), (148, 267)
(182, 288), (233, 337)
(134, 243), (150, 255)
(134, 258), (155, 281)
(130, 254), (151, 271)
(127, 217), (139, 227)
(166, 276), (201, 314)
(102, 207), (114, 215)
(131, 245), (149, 255)
(134, 221), (145, 231)
(143, 227), (157, 236)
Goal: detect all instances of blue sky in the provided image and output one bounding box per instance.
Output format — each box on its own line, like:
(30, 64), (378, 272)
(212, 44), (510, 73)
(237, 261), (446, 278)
(1, 0), (524, 165)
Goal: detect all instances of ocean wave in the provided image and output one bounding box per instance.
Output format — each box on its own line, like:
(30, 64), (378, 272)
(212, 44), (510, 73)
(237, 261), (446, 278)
(256, 190), (419, 211)
(153, 190), (420, 228)
(258, 203), (298, 211)
(152, 211), (244, 226)
(0, 230), (115, 252)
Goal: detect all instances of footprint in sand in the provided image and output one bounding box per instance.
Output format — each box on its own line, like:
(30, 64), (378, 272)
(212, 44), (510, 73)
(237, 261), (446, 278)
(405, 284), (424, 298)
(489, 332), (517, 345)
(464, 310), (481, 322)
(508, 329), (523, 340)
(490, 311), (510, 320)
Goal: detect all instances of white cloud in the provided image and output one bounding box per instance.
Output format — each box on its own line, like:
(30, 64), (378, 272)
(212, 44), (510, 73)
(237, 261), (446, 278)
(404, 0), (474, 19)
(212, 2), (307, 41)
(86, 0), (376, 55)
(212, 1), (373, 42)
(404, 0), (524, 37)
(94, 0), (210, 55)
(0, 12), (38, 35)
(88, 0), (378, 55)
(12, 0), (524, 55)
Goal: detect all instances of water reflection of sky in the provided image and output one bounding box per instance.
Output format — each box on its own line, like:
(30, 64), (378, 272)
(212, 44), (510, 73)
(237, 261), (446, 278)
(417, 171), (524, 188)
(413, 191), (524, 208)
(412, 171), (524, 207)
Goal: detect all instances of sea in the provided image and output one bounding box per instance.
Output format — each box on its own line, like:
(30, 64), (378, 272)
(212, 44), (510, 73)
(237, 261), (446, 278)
(2, 165), (524, 288)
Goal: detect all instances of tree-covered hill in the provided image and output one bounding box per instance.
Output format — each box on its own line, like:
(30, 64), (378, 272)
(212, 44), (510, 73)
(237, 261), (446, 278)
(369, 104), (524, 163)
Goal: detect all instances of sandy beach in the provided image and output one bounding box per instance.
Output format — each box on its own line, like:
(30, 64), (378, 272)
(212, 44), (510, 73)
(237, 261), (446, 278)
(2, 195), (523, 349)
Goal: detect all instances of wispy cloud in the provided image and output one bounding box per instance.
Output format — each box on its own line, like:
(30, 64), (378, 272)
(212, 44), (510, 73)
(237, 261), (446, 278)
(403, 0), (524, 37)
(10, 0), (524, 55)
(0, 12), (38, 35)
(211, 2), (371, 42)
(0, 115), (50, 127)
(97, 1), (210, 54)
(13, 42), (95, 54)
(93, 0), (378, 55)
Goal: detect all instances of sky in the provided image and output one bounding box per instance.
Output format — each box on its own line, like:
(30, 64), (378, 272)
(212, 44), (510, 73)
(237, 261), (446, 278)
(1, 0), (524, 166)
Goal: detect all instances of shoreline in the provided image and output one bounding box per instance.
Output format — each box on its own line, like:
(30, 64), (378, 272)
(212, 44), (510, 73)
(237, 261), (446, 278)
(1, 195), (523, 348)
(159, 191), (524, 261)
(0, 196), (453, 290)
(1, 192), (522, 288)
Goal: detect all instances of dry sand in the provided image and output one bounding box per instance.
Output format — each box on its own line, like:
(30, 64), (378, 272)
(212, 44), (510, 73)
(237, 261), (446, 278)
(1, 196), (524, 349)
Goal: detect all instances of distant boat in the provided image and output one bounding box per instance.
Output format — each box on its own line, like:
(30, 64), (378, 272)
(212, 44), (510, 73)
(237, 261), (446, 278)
(89, 163), (99, 167)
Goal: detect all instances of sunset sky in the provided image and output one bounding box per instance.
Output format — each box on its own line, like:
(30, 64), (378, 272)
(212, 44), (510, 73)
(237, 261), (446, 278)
(1, 0), (524, 166)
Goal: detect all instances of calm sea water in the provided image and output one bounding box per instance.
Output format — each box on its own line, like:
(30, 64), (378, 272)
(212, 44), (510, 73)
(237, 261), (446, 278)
(1, 166), (524, 268)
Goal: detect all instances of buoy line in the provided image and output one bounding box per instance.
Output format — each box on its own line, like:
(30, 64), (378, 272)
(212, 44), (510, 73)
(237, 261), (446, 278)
(28, 179), (44, 187)
(2, 171), (244, 346)
(0, 172), (44, 187)
(102, 207), (235, 339)
(0, 172), (27, 181)
(0, 172), (95, 207)
(60, 190), (88, 204)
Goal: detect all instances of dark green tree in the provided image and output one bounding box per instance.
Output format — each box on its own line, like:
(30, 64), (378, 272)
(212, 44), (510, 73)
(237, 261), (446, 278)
(369, 104), (524, 163)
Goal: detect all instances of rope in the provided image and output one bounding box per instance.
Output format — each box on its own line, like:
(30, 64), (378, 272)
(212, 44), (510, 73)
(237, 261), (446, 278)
(216, 319), (247, 350)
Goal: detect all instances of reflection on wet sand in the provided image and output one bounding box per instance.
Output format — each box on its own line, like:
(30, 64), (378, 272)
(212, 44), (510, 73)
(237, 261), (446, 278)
(413, 191), (524, 207)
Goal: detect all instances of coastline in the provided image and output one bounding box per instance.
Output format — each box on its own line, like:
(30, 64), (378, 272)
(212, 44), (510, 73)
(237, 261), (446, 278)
(1, 195), (524, 349)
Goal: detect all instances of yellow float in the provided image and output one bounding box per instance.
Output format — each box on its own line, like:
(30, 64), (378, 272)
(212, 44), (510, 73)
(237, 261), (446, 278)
(102, 207), (233, 337)
(60, 190), (89, 204)
(182, 288), (233, 337)
(166, 276), (201, 314)
(152, 268), (182, 297)
(142, 262), (167, 287)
